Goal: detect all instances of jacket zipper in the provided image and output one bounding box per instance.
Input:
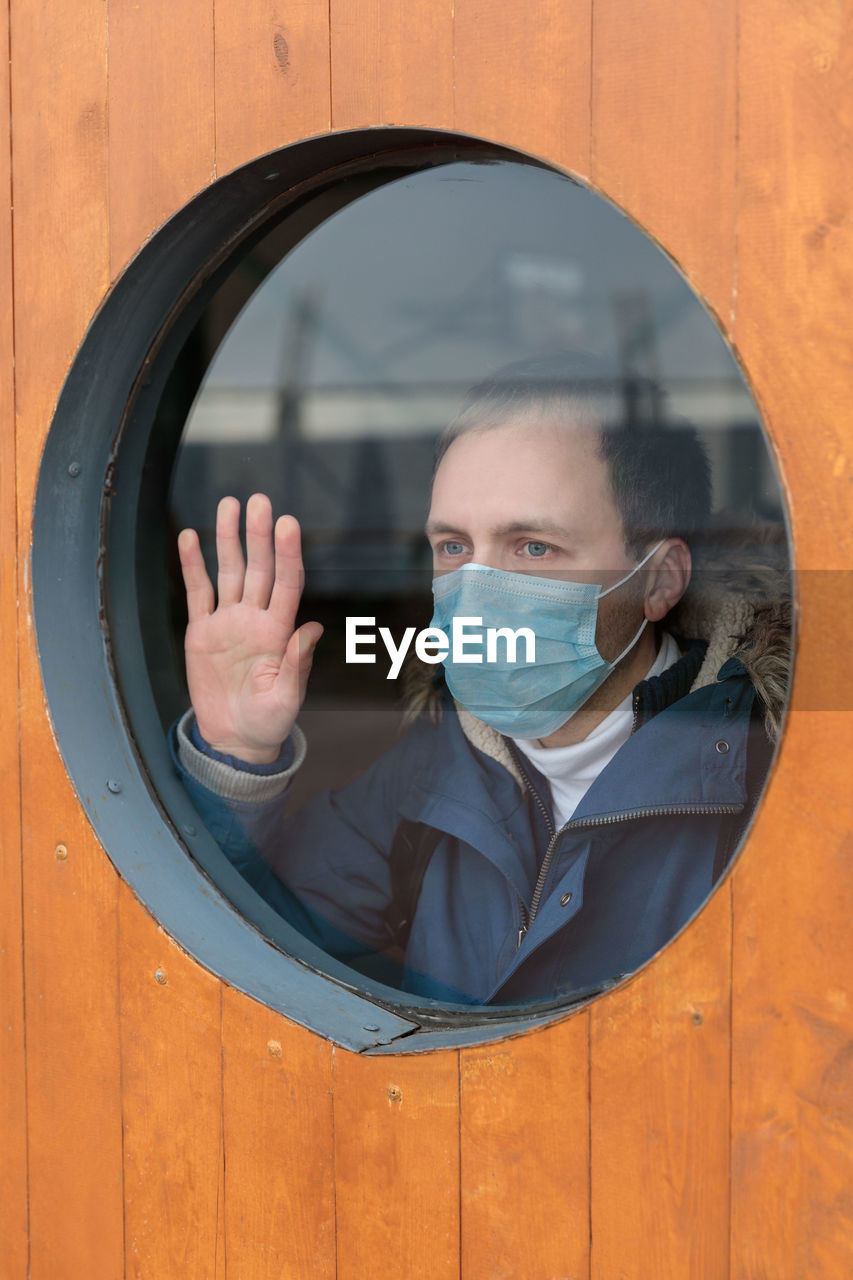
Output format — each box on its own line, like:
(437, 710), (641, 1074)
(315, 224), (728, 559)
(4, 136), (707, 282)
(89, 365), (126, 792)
(508, 740), (742, 950)
(510, 743), (557, 948)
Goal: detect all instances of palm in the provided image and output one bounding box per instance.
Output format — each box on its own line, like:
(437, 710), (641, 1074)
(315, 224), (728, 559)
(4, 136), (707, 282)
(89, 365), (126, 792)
(178, 496), (322, 764)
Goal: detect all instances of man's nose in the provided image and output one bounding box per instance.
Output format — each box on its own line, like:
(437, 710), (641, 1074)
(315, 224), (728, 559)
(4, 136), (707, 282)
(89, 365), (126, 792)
(469, 542), (510, 571)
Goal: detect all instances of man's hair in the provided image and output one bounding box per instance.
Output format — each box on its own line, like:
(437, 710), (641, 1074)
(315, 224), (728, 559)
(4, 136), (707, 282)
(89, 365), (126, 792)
(435, 354), (712, 556)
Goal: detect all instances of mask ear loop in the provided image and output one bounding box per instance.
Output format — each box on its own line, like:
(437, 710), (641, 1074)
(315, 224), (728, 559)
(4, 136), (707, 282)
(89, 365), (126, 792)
(595, 538), (666, 599)
(595, 538), (665, 667)
(608, 615), (649, 667)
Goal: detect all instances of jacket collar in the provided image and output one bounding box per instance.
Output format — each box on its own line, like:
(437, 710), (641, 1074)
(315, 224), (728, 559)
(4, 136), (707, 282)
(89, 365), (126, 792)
(569, 663), (753, 821)
(409, 640), (753, 837)
(633, 638), (707, 728)
(451, 639), (711, 787)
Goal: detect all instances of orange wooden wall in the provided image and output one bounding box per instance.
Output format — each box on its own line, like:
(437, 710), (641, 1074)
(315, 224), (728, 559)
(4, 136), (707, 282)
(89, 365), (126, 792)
(2, 2), (852, 1276)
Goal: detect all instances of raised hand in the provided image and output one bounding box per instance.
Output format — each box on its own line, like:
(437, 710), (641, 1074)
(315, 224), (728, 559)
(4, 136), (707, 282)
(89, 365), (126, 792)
(177, 493), (322, 764)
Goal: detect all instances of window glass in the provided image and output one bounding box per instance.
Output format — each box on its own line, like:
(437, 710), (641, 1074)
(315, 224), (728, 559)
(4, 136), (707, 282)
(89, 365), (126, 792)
(143, 156), (791, 1010)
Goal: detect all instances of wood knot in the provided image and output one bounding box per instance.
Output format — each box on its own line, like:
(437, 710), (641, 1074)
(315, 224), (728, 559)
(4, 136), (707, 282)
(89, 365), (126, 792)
(274, 31), (290, 76)
(807, 222), (830, 249)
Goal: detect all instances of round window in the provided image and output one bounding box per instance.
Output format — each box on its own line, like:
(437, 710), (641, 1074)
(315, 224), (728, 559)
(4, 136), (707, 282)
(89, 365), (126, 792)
(34, 129), (792, 1049)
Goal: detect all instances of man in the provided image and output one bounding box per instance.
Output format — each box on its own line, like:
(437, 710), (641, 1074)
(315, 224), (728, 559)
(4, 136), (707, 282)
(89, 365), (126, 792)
(172, 359), (789, 1005)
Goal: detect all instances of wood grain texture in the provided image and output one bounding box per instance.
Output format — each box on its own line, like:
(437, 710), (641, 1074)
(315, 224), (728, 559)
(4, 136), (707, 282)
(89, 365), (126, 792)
(460, 1011), (590, 1280)
(731, 14), (853, 1273)
(0, 0), (27, 1268)
(590, 885), (733, 1279)
(330, 0), (453, 130)
(730, 716), (853, 1280)
(11, 0), (124, 1275)
(119, 884), (224, 1278)
(221, 986), (336, 1278)
(333, 1047), (460, 1278)
(591, 0), (737, 330)
(9, 0), (109, 470)
(214, 0), (331, 178)
(735, 0), (853, 566)
(19, 803), (124, 1280)
(5, 3), (853, 1277)
(108, 0), (215, 278)
(454, 0), (591, 175)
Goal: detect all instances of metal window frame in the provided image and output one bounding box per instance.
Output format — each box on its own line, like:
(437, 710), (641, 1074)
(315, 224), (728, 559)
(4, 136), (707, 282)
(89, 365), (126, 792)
(33, 127), (617, 1052)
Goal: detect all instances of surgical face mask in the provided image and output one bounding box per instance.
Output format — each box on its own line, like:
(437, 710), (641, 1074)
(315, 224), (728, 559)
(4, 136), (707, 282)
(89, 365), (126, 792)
(429, 541), (664, 739)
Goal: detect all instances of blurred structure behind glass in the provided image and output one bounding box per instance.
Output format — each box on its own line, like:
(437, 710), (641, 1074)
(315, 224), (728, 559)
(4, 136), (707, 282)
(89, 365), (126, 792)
(148, 159), (785, 807)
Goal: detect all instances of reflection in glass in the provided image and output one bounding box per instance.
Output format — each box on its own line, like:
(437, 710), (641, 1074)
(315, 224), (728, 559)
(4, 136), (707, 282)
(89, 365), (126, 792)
(144, 156), (791, 1009)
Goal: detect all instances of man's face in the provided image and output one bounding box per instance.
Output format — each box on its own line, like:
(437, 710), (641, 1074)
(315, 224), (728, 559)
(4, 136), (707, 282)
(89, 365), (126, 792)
(425, 414), (647, 661)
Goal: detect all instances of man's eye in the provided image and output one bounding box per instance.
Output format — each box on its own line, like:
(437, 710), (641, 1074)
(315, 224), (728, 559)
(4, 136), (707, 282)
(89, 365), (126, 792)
(440, 541), (467, 557)
(524, 541), (551, 558)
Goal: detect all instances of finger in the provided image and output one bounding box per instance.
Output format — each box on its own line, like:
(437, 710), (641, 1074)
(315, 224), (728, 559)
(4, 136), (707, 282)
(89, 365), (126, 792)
(177, 527), (215, 621)
(215, 496), (245, 606)
(268, 514), (305, 633)
(280, 620), (323, 706)
(242, 493), (275, 608)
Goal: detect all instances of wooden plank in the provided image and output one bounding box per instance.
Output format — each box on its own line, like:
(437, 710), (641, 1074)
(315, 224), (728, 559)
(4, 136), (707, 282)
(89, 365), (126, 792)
(330, 0), (453, 130)
(221, 987), (336, 1278)
(454, 0), (591, 176)
(215, 1133), (226, 1278)
(19, 801), (124, 1280)
(10, 0), (124, 1274)
(732, 9), (853, 1272)
(460, 1012), (590, 1280)
(107, 0), (215, 279)
(730, 716), (853, 1279)
(119, 884), (224, 1279)
(330, 0), (381, 127)
(10, 0), (109, 459)
(591, 0), (737, 329)
(214, 0), (331, 177)
(0, 0), (27, 1269)
(735, 0), (853, 567)
(590, 884), (732, 1279)
(333, 1047), (460, 1278)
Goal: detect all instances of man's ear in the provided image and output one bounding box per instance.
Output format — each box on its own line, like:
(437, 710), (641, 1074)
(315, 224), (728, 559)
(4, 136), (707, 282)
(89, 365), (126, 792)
(643, 539), (691, 622)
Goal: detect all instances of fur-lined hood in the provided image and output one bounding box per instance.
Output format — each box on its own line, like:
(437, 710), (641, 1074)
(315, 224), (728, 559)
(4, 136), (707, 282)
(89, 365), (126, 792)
(403, 526), (793, 749)
(666, 527), (792, 740)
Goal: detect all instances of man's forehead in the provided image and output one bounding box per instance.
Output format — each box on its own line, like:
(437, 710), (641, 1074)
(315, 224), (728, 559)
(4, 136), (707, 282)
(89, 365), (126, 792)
(427, 416), (616, 529)
(432, 422), (612, 496)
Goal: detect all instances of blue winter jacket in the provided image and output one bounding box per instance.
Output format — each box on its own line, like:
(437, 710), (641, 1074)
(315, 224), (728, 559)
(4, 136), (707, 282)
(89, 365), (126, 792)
(172, 641), (771, 1005)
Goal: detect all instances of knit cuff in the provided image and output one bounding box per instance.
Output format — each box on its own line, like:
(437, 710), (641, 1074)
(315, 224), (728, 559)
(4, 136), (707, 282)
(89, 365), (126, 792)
(176, 708), (306, 802)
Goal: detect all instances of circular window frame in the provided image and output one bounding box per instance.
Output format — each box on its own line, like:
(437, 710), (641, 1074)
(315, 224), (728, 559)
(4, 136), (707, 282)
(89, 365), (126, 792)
(33, 126), (784, 1052)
